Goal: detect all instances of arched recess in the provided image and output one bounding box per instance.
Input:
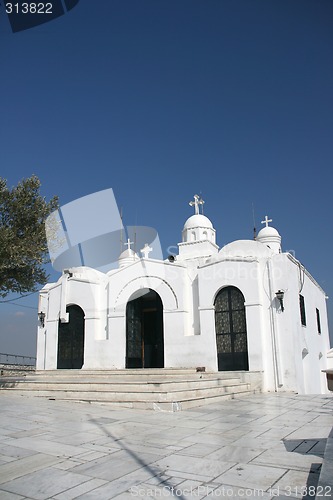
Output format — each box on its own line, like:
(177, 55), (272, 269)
(214, 286), (249, 371)
(57, 305), (85, 369)
(114, 276), (178, 313)
(126, 289), (164, 368)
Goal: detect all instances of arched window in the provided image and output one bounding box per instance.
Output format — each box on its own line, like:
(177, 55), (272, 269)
(214, 287), (248, 371)
(191, 231), (196, 241)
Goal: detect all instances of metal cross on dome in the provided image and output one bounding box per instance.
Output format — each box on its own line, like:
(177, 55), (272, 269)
(261, 215), (273, 227)
(124, 238), (134, 251)
(189, 194), (205, 215)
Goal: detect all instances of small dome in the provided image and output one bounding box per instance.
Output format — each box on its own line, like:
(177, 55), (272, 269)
(257, 226), (280, 239)
(256, 223), (281, 254)
(218, 240), (273, 259)
(119, 249), (137, 260)
(118, 248), (138, 268)
(60, 266), (106, 281)
(183, 214), (213, 230)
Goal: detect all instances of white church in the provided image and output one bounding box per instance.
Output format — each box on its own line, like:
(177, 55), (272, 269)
(36, 195), (332, 394)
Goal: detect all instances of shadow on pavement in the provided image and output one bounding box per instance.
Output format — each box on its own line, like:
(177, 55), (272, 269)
(89, 415), (187, 499)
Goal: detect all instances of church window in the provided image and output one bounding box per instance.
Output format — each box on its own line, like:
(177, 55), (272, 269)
(316, 308), (321, 334)
(299, 294), (306, 326)
(203, 231), (208, 240)
(192, 231), (196, 241)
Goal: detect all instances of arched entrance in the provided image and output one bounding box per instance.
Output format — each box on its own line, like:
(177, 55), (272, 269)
(214, 286), (249, 371)
(57, 305), (85, 369)
(126, 289), (164, 368)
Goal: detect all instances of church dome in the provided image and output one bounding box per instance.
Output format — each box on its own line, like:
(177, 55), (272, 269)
(183, 214), (213, 230)
(119, 249), (136, 260)
(218, 240), (273, 259)
(118, 248), (138, 268)
(256, 226), (280, 239)
(256, 216), (281, 253)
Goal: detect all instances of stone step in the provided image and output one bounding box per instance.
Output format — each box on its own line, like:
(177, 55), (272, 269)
(33, 368), (246, 379)
(0, 369), (262, 411)
(0, 377), (242, 393)
(152, 390), (254, 411)
(11, 371), (246, 384)
(28, 371), (249, 383)
(22, 375), (239, 383)
(6, 388), (254, 411)
(5, 382), (251, 403)
(35, 368), (200, 376)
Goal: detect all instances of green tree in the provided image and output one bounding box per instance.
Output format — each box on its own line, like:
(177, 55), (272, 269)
(0, 175), (59, 297)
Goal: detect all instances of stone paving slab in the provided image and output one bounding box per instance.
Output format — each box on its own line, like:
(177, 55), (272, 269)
(0, 392), (332, 499)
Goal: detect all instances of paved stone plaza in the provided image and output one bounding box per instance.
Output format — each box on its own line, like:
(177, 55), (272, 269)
(0, 392), (332, 499)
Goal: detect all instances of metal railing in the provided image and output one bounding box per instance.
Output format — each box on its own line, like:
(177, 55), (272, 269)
(0, 352), (36, 367)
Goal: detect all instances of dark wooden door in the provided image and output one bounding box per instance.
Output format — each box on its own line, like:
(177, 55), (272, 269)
(126, 290), (164, 368)
(57, 305), (85, 369)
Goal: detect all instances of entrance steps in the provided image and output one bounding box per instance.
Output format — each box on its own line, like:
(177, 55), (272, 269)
(0, 369), (262, 411)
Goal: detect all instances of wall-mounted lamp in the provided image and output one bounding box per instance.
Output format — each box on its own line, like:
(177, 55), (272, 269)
(38, 311), (45, 328)
(275, 290), (285, 312)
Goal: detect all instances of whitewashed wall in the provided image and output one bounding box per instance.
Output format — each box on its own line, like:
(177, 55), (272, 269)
(36, 241), (331, 394)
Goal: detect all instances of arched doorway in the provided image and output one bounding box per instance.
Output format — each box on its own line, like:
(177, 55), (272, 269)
(57, 305), (85, 369)
(214, 286), (249, 371)
(126, 289), (164, 368)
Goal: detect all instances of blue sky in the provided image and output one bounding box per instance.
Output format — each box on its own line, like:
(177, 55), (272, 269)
(0, 0), (332, 356)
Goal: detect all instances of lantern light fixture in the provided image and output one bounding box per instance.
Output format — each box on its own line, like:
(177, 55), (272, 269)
(275, 290), (285, 312)
(38, 311), (45, 328)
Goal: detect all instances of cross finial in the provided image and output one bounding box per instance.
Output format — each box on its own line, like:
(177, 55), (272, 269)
(189, 194), (205, 215)
(261, 215), (273, 227)
(125, 238), (134, 251)
(140, 243), (152, 259)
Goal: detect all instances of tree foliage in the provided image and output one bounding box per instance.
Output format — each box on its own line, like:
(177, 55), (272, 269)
(0, 175), (59, 297)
